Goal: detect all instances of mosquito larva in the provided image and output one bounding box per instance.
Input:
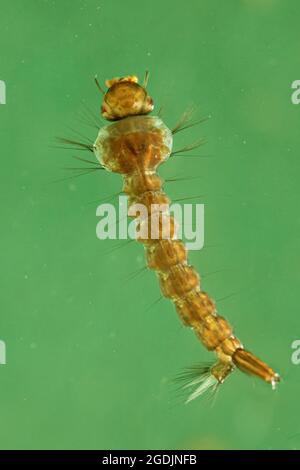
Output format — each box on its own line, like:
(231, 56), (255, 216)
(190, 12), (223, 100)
(75, 74), (280, 401)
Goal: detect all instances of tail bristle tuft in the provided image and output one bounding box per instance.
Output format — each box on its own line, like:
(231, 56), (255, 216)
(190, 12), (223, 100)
(174, 363), (219, 403)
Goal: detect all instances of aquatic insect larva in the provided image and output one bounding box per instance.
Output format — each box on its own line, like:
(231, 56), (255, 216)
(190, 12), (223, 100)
(68, 74), (280, 401)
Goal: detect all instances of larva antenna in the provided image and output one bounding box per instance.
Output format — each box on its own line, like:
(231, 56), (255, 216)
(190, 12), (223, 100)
(143, 70), (150, 88)
(94, 76), (106, 94)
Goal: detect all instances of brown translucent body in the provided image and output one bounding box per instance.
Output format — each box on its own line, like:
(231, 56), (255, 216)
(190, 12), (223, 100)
(94, 76), (280, 389)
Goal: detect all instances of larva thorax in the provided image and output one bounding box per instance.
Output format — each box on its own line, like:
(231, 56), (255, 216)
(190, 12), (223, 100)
(93, 75), (280, 399)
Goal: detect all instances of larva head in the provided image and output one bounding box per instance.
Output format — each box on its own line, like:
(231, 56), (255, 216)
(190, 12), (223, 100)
(100, 75), (154, 121)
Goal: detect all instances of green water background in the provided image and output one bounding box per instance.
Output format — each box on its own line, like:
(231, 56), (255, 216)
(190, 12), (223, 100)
(0, 0), (299, 450)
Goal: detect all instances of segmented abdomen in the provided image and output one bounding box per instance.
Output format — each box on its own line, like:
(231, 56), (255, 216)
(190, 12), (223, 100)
(94, 115), (242, 381)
